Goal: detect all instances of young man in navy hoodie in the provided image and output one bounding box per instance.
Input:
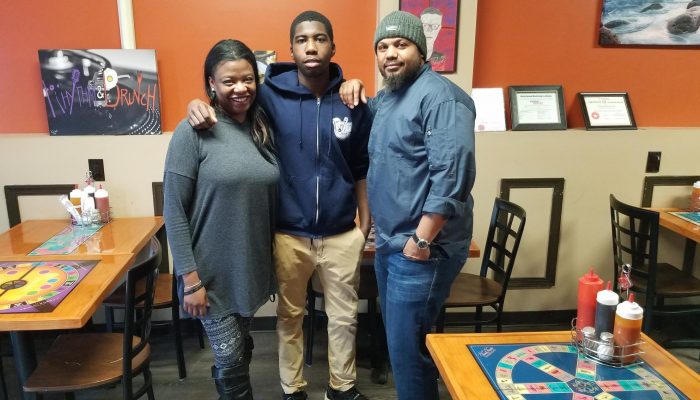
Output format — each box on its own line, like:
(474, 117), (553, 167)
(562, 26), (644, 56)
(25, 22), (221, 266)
(187, 11), (372, 400)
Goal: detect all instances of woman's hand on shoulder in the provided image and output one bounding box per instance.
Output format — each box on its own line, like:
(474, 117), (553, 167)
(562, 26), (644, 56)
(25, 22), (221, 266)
(187, 99), (217, 130)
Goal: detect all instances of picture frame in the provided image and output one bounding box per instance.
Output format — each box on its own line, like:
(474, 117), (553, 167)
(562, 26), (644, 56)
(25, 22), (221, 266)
(399, 0), (459, 73)
(508, 85), (567, 131)
(38, 49), (162, 135)
(578, 92), (636, 131)
(599, 0), (700, 46)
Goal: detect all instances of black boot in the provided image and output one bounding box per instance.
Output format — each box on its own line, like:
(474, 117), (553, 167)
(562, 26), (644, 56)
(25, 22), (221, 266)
(211, 363), (253, 400)
(244, 334), (254, 365)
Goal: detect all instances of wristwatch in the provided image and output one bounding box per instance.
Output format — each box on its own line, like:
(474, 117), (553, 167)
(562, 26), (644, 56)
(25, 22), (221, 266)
(411, 233), (430, 249)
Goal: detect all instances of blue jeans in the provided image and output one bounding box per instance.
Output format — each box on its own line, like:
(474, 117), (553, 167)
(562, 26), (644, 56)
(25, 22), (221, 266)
(375, 245), (469, 400)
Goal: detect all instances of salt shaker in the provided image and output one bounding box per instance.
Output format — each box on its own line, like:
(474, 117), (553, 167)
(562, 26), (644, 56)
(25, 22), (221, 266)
(597, 332), (614, 362)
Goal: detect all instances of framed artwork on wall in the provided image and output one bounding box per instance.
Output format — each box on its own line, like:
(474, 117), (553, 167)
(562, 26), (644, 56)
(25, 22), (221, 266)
(508, 85), (567, 131)
(38, 49), (161, 135)
(399, 0), (459, 73)
(578, 92), (636, 131)
(600, 0), (700, 45)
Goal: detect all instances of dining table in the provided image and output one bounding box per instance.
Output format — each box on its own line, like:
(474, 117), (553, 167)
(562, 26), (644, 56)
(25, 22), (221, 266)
(651, 208), (700, 273)
(427, 330), (700, 399)
(0, 216), (163, 400)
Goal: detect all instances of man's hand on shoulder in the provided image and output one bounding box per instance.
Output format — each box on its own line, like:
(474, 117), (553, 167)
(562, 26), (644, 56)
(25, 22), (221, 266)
(187, 99), (217, 130)
(339, 79), (367, 109)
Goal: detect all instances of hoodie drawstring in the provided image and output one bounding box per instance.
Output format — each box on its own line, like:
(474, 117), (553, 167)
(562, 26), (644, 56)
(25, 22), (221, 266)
(298, 98), (303, 149)
(328, 91), (333, 155)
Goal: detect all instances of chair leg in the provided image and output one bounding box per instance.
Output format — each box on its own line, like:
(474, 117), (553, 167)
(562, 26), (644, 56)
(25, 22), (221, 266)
(496, 304), (504, 333)
(105, 306), (115, 333)
(370, 299), (389, 385)
(197, 322), (205, 349)
(171, 302), (186, 379)
(642, 301), (653, 334)
(304, 292), (316, 367)
(475, 306), (483, 333)
(145, 367), (155, 400)
(0, 341), (7, 400)
(435, 306), (447, 333)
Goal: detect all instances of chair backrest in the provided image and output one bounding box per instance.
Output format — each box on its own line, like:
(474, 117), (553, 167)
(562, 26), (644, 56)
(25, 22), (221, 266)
(479, 198), (526, 298)
(609, 194), (659, 301)
(122, 236), (161, 399)
(641, 175), (700, 208)
(4, 184), (75, 227)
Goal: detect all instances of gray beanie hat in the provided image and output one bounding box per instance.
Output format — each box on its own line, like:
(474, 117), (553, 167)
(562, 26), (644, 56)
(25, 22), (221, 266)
(374, 11), (427, 60)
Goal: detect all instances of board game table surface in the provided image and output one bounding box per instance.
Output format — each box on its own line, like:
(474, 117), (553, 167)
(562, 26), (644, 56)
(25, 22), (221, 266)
(427, 331), (700, 399)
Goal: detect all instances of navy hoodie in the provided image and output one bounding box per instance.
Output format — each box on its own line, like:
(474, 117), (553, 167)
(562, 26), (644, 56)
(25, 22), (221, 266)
(259, 62), (372, 238)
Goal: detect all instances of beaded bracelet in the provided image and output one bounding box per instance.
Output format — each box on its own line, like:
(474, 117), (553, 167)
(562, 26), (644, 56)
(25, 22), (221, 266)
(183, 281), (203, 296)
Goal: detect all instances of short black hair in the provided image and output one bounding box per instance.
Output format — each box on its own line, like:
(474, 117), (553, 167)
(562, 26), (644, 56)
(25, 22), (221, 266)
(289, 10), (334, 43)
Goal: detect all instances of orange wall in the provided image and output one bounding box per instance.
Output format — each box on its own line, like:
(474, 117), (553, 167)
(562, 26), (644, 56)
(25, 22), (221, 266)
(0, 1), (121, 133)
(3, 1), (697, 133)
(133, 0), (376, 131)
(472, 0), (700, 128)
(0, 0), (376, 133)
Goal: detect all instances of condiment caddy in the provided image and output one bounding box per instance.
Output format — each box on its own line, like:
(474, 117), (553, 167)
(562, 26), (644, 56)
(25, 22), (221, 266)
(570, 317), (645, 367)
(571, 265), (645, 367)
(60, 171), (111, 226)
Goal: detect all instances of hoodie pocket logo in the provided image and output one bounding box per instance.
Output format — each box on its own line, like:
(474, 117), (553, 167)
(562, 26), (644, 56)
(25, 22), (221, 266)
(332, 117), (352, 140)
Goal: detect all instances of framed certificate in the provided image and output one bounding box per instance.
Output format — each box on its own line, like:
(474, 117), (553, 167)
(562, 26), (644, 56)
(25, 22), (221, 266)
(509, 85), (567, 131)
(578, 92), (637, 130)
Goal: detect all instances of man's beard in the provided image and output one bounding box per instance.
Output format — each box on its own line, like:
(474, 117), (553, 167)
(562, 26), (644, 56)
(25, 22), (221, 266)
(382, 62), (421, 91)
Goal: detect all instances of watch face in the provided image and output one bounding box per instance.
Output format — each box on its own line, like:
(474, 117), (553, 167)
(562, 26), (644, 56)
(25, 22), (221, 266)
(412, 233), (430, 249)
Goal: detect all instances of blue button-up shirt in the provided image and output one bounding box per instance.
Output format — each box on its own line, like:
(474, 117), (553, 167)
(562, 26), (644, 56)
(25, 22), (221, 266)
(367, 63), (476, 255)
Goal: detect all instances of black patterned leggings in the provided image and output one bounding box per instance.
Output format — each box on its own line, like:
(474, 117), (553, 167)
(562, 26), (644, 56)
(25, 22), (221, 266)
(201, 313), (252, 368)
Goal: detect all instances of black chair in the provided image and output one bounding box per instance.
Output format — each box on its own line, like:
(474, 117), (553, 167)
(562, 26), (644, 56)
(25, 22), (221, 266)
(103, 182), (204, 380)
(23, 237), (161, 400)
(436, 198), (526, 333)
(609, 194), (700, 347)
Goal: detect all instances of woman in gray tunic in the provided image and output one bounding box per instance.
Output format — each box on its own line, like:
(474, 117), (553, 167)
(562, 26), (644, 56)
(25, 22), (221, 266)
(164, 39), (278, 400)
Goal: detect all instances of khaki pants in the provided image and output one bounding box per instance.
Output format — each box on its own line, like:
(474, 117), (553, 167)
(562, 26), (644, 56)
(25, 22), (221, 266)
(275, 228), (365, 393)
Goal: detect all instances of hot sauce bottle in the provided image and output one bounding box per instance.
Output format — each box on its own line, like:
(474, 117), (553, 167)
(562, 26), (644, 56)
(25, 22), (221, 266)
(613, 293), (643, 364)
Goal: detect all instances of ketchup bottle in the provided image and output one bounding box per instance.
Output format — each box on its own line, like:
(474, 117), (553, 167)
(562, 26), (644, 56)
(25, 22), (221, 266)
(95, 185), (110, 223)
(577, 268), (603, 333)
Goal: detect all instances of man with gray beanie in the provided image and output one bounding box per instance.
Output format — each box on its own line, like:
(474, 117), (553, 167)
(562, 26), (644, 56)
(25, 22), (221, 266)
(364, 10), (476, 399)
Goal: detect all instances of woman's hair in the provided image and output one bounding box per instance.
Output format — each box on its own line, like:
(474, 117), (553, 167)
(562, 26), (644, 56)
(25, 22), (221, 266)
(204, 39), (276, 163)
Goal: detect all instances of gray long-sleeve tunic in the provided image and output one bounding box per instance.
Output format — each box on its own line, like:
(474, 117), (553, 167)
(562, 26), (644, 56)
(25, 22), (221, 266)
(163, 114), (278, 318)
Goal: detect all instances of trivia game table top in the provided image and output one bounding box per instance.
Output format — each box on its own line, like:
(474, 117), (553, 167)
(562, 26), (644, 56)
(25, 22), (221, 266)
(427, 331), (700, 400)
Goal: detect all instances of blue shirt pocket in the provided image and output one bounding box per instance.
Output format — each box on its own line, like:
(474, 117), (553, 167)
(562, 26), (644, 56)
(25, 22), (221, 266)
(425, 127), (455, 170)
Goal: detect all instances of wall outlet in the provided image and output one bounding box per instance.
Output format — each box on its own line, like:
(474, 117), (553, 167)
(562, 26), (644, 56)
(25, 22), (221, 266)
(88, 159), (105, 181)
(645, 152), (661, 173)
